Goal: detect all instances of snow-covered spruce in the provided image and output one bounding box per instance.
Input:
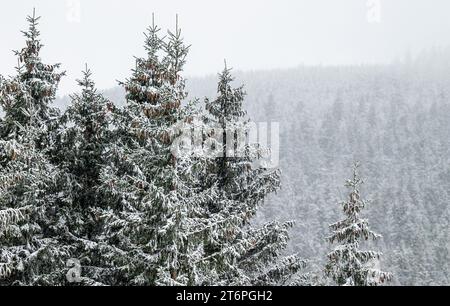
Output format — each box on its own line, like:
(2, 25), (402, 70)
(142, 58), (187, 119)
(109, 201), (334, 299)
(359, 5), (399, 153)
(0, 12), (323, 286)
(0, 11), (72, 285)
(325, 163), (392, 286)
(194, 65), (306, 285)
(98, 17), (205, 285)
(0, 121), (72, 285)
(56, 66), (115, 285)
(0, 10), (64, 150)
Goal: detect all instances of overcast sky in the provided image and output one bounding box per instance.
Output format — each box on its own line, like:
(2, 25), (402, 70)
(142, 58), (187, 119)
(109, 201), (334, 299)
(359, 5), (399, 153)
(1, 0), (450, 95)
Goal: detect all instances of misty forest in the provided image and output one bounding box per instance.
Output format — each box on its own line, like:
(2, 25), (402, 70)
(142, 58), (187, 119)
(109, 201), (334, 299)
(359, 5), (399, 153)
(0, 12), (448, 286)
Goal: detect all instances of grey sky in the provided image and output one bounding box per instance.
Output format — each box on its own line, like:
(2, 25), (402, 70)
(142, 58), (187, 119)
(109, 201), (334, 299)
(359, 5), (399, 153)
(1, 0), (450, 95)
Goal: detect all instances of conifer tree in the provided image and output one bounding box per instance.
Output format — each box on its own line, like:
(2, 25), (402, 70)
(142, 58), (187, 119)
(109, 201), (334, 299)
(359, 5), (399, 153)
(57, 66), (115, 285)
(325, 163), (392, 286)
(198, 64), (305, 285)
(99, 16), (203, 285)
(0, 206), (29, 280)
(0, 117), (72, 285)
(0, 9), (64, 150)
(0, 10), (71, 285)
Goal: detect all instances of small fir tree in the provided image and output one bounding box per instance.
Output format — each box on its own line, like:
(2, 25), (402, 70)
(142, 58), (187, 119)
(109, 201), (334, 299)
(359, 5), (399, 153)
(325, 163), (393, 286)
(197, 64), (305, 285)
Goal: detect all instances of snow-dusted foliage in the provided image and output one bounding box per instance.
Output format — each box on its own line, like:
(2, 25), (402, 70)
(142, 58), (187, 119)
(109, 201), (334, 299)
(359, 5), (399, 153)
(96, 18), (207, 286)
(0, 10), (71, 285)
(325, 163), (392, 286)
(183, 64), (449, 285)
(1, 11), (405, 287)
(0, 10), (64, 149)
(194, 65), (305, 285)
(55, 67), (115, 285)
(0, 126), (72, 285)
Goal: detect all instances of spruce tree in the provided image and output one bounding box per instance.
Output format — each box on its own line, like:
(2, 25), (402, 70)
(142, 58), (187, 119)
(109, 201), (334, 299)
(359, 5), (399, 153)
(0, 9), (64, 150)
(325, 163), (392, 286)
(197, 64), (305, 285)
(57, 66), (115, 285)
(99, 17), (203, 285)
(0, 206), (29, 280)
(0, 117), (72, 285)
(0, 10), (71, 285)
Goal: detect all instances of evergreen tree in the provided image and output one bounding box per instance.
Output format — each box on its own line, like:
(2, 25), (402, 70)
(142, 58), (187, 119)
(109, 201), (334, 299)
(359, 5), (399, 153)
(325, 163), (392, 286)
(0, 9), (64, 150)
(197, 64), (305, 285)
(0, 10), (71, 285)
(0, 118), (71, 285)
(99, 17), (203, 285)
(0, 206), (29, 280)
(57, 66), (115, 285)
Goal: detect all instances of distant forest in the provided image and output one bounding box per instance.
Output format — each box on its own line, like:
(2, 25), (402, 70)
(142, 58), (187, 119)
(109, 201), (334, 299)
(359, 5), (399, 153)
(67, 55), (450, 285)
(2, 10), (448, 285)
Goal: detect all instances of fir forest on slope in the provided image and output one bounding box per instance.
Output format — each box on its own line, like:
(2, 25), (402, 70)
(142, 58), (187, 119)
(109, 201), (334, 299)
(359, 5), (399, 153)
(1, 11), (449, 286)
(101, 57), (450, 286)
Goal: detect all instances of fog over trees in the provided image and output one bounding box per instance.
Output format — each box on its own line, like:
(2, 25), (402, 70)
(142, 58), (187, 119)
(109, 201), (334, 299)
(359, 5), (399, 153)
(86, 50), (450, 285)
(1, 10), (449, 286)
(185, 56), (450, 286)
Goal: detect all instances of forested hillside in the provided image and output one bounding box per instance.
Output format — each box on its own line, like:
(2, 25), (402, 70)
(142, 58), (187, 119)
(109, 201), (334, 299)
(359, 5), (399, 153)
(3, 10), (448, 286)
(91, 55), (450, 285)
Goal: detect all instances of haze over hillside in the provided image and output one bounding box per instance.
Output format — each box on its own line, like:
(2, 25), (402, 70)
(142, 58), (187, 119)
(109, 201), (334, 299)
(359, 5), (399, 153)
(51, 54), (450, 285)
(2, 0), (449, 287)
(3, 0), (450, 95)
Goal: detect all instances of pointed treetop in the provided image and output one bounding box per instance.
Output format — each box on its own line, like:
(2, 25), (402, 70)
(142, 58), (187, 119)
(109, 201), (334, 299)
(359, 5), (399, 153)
(143, 13), (163, 56)
(217, 59), (235, 89)
(147, 12), (159, 33)
(9, 9), (64, 104)
(25, 7), (41, 41)
(15, 8), (44, 67)
(218, 60), (233, 85)
(166, 15), (189, 76)
(205, 60), (247, 120)
(347, 161), (363, 188)
(77, 63), (95, 91)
